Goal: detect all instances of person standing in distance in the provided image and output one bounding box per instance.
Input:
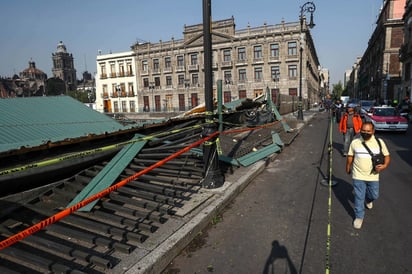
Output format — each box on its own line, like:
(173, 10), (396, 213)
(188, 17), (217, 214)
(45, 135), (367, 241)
(345, 122), (390, 229)
(339, 106), (362, 156)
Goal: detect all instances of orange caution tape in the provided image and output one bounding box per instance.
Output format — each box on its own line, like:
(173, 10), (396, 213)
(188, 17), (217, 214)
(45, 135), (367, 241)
(0, 131), (219, 251)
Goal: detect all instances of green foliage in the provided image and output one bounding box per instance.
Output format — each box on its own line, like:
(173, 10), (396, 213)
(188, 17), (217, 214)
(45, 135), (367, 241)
(332, 81), (343, 100)
(66, 90), (95, 103)
(46, 77), (65, 95)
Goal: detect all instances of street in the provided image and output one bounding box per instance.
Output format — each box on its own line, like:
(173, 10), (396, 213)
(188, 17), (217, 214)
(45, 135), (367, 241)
(163, 111), (412, 274)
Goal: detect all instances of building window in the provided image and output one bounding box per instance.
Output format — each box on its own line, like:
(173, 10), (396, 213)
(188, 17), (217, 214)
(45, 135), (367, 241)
(254, 67), (263, 81)
(224, 70), (232, 84)
(270, 43), (279, 57)
(289, 88), (298, 96)
(177, 55), (184, 67)
(288, 64), (298, 78)
(271, 66), (280, 81)
(224, 91), (232, 103)
(130, 101), (136, 112)
(254, 45), (263, 60)
(153, 59), (160, 72)
(110, 63), (116, 78)
(166, 75), (172, 87)
(143, 78), (149, 88)
(239, 90), (247, 99)
(154, 77), (160, 87)
(288, 41), (297, 56)
(165, 57), (171, 68)
(192, 73), (199, 85)
(142, 60), (148, 72)
(143, 96), (149, 111)
(128, 82), (134, 96)
(155, 95), (161, 111)
(127, 63), (133, 76)
(238, 47), (246, 61)
(238, 69), (247, 82)
(178, 94), (185, 111)
(190, 54), (198, 65)
(178, 74), (185, 86)
(223, 49), (231, 61)
(191, 93), (199, 107)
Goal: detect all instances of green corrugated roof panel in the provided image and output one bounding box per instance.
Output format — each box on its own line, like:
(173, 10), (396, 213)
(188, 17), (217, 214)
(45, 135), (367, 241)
(66, 133), (147, 212)
(0, 96), (126, 153)
(223, 98), (247, 111)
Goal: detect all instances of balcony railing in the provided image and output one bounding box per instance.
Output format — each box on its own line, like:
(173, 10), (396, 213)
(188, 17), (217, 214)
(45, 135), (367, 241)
(188, 64), (199, 71)
(110, 73), (117, 78)
(100, 73), (107, 79)
(221, 61), (233, 67)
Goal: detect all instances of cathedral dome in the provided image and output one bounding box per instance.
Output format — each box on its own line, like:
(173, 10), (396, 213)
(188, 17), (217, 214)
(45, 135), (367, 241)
(20, 60), (47, 80)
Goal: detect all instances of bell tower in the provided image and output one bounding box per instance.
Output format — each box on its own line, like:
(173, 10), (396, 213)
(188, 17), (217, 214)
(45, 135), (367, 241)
(52, 41), (77, 91)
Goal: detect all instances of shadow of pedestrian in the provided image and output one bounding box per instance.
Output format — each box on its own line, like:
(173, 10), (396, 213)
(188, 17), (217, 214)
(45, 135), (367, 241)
(332, 177), (355, 219)
(262, 240), (297, 274)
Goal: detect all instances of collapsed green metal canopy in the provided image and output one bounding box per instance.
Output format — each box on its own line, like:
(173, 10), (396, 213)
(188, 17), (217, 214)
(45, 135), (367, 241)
(0, 96), (126, 154)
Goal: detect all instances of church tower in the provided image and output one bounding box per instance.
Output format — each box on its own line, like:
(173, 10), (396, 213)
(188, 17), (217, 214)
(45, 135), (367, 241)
(52, 41), (77, 91)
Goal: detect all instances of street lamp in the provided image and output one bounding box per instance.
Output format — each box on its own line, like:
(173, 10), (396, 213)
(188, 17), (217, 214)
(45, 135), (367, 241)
(298, 1), (316, 120)
(116, 85), (121, 112)
(149, 82), (155, 112)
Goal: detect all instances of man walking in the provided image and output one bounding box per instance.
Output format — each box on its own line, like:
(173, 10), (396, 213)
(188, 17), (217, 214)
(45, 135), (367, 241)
(339, 106), (362, 156)
(345, 122), (390, 229)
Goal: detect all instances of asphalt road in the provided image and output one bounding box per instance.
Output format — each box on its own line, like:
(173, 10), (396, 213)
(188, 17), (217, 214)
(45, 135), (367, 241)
(163, 111), (412, 274)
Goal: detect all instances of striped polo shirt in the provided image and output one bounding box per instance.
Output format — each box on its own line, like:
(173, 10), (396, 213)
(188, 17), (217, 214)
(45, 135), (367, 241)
(348, 135), (390, 181)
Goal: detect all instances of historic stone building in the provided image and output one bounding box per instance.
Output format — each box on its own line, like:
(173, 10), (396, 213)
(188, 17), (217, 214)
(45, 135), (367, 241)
(52, 41), (77, 91)
(400, 0), (412, 100)
(357, 0), (406, 103)
(95, 17), (321, 114)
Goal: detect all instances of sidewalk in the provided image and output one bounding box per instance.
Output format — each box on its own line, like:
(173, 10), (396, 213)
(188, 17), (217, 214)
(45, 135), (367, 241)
(124, 109), (318, 274)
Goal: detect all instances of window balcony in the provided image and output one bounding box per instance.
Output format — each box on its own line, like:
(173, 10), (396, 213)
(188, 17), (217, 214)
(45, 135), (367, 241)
(118, 72), (125, 77)
(176, 66), (186, 72)
(100, 73), (108, 79)
(110, 73), (117, 78)
(163, 67), (172, 73)
(188, 64), (199, 71)
(221, 61), (233, 68)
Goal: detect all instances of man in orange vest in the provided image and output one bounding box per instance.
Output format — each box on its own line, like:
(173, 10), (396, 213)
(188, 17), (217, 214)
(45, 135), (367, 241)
(339, 106), (362, 156)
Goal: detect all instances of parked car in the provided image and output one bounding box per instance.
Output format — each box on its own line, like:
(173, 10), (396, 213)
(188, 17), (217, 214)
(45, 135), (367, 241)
(364, 106), (409, 132)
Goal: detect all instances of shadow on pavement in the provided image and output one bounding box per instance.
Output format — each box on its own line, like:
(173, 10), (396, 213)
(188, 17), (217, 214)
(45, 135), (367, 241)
(332, 177), (355, 219)
(262, 240), (297, 274)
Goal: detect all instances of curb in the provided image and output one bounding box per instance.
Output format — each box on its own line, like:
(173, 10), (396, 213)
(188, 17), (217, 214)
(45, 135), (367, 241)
(127, 110), (317, 274)
(128, 162), (266, 274)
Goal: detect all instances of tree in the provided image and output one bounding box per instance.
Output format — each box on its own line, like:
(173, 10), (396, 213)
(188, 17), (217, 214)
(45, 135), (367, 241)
(46, 77), (66, 95)
(332, 81), (343, 100)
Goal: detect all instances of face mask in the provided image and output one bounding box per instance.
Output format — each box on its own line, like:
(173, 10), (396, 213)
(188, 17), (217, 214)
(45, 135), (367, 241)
(361, 132), (372, 140)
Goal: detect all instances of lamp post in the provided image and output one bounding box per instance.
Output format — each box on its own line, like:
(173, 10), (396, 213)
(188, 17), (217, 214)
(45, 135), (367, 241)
(116, 85), (121, 113)
(185, 79), (190, 110)
(298, 1), (316, 120)
(149, 82), (155, 112)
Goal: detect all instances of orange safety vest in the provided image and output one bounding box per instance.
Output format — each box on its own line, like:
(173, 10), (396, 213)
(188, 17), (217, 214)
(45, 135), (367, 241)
(339, 113), (362, 134)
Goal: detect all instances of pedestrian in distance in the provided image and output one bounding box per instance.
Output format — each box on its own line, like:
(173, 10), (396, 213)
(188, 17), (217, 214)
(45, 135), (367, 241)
(334, 99), (343, 123)
(345, 121), (390, 229)
(339, 106), (363, 156)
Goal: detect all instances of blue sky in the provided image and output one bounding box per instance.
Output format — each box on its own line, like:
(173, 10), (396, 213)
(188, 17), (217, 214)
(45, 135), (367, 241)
(1, 0), (385, 85)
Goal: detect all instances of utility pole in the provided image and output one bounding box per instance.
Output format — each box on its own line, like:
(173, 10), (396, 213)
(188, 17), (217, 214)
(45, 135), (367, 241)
(201, 0), (224, 188)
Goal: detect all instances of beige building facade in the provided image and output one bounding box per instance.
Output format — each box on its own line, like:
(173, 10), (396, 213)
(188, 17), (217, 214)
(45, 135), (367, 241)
(95, 17), (321, 114)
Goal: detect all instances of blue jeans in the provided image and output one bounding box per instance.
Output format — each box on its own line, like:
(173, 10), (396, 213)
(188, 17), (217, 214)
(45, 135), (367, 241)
(353, 179), (379, 219)
(343, 128), (354, 155)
